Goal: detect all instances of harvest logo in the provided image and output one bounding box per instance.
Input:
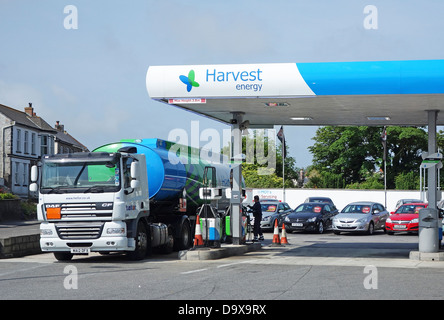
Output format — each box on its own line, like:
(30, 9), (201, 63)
(179, 70), (200, 92)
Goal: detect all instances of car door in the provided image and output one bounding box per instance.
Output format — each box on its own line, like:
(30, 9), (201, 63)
(282, 202), (292, 217)
(277, 203), (286, 225)
(323, 204), (332, 227)
(377, 204), (389, 226)
(371, 204), (383, 229)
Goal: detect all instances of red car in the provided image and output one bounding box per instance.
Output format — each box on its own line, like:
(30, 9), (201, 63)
(386, 203), (428, 234)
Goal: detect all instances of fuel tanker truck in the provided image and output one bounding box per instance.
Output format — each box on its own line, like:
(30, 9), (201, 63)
(30, 138), (233, 261)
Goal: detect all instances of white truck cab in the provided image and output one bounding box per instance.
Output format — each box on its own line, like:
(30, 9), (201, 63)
(30, 150), (157, 261)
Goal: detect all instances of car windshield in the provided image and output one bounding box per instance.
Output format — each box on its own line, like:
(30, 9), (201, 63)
(395, 205), (425, 214)
(40, 159), (121, 194)
(261, 204), (278, 212)
(342, 204), (371, 214)
(309, 198), (331, 203)
(295, 203), (323, 213)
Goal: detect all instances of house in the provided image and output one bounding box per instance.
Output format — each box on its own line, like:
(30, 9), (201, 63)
(0, 103), (89, 197)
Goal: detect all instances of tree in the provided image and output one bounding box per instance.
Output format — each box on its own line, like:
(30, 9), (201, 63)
(309, 126), (428, 189)
(308, 126), (381, 187)
(222, 131), (300, 188)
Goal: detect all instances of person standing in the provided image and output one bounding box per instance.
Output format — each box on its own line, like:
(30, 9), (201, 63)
(249, 195), (264, 242)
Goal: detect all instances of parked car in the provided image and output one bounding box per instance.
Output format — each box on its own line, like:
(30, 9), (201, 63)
(249, 200), (292, 231)
(394, 199), (424, 210)
(386, 203), (428, 235)
(437, 200), (444, 234)
(304, 196), (337, 208)
(284, 202), (338, 234)
(332, 201), (389, 235)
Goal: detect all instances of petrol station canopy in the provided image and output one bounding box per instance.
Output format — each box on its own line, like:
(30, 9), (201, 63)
(146, 60), (444, 127)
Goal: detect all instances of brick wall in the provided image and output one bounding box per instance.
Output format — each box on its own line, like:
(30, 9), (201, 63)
(0, 199), (23, 221)
(0, 234), (41, 258)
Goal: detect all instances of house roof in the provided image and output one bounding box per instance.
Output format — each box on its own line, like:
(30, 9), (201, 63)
(0, 103), (88, 151)
(55, 129), (89, 151)
(0, 103), (55, 132)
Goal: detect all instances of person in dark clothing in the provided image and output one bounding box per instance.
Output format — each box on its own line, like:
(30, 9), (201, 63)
(248, 195), (264, 241)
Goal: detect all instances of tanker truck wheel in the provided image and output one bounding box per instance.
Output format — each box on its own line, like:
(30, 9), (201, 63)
(174, 220), (191, 251)
(158, 227), (174, 254)
(54, 252), (73, 261)
(127, 222), (148, 260)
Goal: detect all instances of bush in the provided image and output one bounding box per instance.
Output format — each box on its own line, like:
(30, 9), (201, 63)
(21, 200), (37, 217)
(0, 193), (18, 200)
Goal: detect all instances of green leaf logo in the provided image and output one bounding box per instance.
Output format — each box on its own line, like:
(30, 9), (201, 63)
(179, 70), (200, 92)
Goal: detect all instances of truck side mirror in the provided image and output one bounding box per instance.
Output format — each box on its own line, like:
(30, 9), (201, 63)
(130, 161), (140, 190)
(29, 183), (38, 192)
(130, 161), (139, 179)
(29, 165), (38, 192)
(31, 165), (38, 182)
(130, 179), (140, 189)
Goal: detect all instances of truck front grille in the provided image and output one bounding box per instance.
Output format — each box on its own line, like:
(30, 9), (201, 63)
(60, 203), (113, 219)
(55, 223), (104, 240)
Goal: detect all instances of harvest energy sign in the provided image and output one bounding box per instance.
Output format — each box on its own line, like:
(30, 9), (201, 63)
(146, 63), (315, 98)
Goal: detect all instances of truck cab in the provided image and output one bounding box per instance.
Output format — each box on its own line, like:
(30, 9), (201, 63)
(30, 150), (151, 260)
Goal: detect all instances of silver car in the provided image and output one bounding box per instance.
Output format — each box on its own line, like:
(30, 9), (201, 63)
(249, 200), (292, 231)
(332, 201), (389, 235)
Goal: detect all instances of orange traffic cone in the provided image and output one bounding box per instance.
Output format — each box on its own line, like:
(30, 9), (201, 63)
(193, 215), (204, 247)
(281, 222), (289, 245)
(271, 219), (281, 246)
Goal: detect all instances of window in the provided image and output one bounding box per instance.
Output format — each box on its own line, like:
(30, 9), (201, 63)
(24, 131), (29, 154)
(14, 162), (19, 185)
(31, 133), (36, 155)
(41, 135), (48, 155)
(22, 163), (28, 186)
(16, 129), (21, 153)
(123, 157), (133, 189)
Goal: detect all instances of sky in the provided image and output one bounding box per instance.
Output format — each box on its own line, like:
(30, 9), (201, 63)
(1, 0), (444, 168)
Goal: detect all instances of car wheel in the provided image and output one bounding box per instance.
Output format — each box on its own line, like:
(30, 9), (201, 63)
(317, 221), (324, 234)
(367, 222), (374, 235)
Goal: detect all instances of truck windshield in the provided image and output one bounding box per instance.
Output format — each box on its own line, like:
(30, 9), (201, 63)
(40, 160), (121, 194)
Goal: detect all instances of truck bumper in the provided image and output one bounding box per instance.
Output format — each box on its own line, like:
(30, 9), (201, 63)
(39, 221), (135, 253)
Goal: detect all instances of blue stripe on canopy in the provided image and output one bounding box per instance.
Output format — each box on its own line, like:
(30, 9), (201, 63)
(297, 60), (444, 95)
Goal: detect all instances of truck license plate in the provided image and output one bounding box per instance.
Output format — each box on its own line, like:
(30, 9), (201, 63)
(70, 248), (90, 254)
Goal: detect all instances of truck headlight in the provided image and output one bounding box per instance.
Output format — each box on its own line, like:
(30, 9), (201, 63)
(40, 229), (53, 236)
(106, 228), (125, 235)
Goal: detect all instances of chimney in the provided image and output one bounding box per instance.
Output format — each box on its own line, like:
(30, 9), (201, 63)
(25, 103), (35, 116)
(55, 121), (64, 132)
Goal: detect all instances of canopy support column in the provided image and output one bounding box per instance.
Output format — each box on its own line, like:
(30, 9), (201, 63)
(230, 112), (244, 245)
(419, 110), (440, 253)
